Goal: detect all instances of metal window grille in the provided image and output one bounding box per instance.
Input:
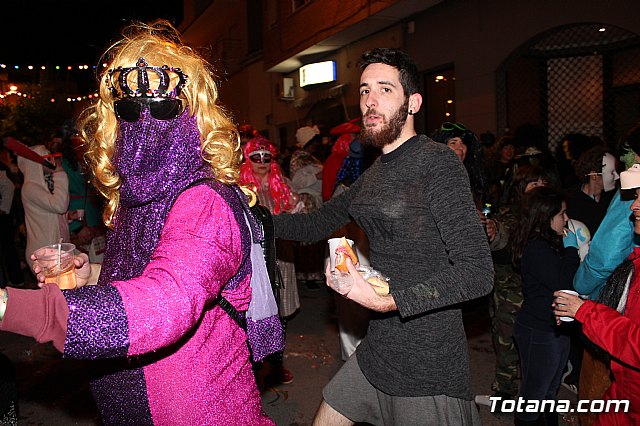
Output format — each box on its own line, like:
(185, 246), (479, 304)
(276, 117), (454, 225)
(497, 23), (640, 154)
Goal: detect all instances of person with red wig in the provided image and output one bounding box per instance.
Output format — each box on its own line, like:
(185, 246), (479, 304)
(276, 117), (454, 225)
(240, 136), (298, 214)
(239, 135), (300, 385)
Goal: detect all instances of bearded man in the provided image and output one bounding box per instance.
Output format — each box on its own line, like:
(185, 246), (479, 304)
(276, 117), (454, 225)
(274, 48), (493, 425)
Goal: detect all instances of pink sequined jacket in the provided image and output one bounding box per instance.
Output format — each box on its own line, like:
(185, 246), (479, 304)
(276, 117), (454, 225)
(0, 185), (274, 425)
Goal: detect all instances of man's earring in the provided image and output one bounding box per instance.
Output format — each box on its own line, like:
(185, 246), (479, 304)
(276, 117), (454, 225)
(408, 110), (413, 115)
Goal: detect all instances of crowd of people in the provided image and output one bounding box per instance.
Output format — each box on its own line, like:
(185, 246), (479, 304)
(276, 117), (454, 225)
(1, 18), (640, 426)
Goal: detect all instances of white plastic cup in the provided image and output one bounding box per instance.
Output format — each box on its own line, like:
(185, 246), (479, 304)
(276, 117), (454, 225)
(558, 289), (579, 322)
(328, 238), (354, 271)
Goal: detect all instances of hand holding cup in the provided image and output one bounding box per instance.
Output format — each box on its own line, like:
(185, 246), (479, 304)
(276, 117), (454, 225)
(553, 290), (585, 323)
(31, 245), (92, 289)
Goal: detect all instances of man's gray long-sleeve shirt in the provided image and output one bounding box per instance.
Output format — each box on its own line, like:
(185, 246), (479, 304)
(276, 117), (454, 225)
(274, 135), (493, 399)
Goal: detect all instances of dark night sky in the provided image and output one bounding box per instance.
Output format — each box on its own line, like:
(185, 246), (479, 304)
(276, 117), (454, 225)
(1, 0), (184, 66)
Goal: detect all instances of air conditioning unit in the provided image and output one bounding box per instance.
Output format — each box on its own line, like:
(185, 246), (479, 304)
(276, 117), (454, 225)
(281, 77), (295, 100)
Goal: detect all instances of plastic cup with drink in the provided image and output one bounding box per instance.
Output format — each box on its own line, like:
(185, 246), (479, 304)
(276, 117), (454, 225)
(33, 243), (77, 290)
(557, 289), (580, 322)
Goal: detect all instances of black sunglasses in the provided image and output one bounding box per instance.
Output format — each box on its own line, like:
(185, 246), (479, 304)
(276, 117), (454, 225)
(249, 153), (272, 164)
(114, 98), (184, 122)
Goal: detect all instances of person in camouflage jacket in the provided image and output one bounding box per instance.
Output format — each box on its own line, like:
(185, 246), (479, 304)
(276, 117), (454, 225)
(485, 165), (549, 401)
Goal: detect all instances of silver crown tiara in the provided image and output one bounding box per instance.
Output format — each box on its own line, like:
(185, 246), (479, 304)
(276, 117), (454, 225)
(106, 57), (188, 99)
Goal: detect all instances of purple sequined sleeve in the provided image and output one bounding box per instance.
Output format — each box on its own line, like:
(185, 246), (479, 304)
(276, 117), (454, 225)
(64, 284), (130, 359)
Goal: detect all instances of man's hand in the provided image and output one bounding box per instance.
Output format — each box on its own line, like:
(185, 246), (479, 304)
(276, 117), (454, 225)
(326, 263), (355, 295)
(325, 258), (397, 313)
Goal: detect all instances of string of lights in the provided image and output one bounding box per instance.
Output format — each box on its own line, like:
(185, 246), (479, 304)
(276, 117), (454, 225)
(0, 62), (106, 102)
(0, 63), (107, 71)
(0, 89), (100, 103)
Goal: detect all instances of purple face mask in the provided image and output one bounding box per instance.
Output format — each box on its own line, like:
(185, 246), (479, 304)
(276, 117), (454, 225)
(114, 107), (207, 207)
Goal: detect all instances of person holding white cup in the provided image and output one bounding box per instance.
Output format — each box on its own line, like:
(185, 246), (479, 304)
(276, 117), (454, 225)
(551, 163), (640, 425)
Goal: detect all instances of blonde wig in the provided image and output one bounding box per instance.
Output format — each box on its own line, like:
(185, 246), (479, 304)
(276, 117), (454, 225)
(79, 20), (240, 227)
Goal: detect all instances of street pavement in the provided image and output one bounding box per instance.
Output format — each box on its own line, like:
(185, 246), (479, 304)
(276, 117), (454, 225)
(0, 279), (579, 425)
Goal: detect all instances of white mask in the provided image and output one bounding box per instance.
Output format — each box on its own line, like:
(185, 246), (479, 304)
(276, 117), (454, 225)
(602, 153), (619, 192)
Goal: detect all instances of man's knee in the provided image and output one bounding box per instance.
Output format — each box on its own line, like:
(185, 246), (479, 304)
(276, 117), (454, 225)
(312, 400), (353, 426)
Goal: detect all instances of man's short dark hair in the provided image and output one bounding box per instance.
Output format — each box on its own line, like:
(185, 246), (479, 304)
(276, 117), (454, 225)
(574, 145), (609, 184)
(360, 48), (420, 97)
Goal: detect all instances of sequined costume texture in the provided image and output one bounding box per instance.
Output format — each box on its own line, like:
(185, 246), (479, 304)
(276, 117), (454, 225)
(62, 109), (275, 425)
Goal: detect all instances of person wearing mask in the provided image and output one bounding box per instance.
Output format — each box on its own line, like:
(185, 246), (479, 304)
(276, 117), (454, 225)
(239, 135), (300, 385)
(0, 20), (281, 425)
(511, 186), (580, 426)
(567, 146), (618, 236)
(556, 133), (601, 189)
(274, 48), (493, 425)
(562, 145), (619, 394)
(574, 124), (640, 299)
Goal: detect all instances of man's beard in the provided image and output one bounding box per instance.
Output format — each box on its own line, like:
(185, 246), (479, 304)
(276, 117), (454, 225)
(360, 99), (409, 149)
